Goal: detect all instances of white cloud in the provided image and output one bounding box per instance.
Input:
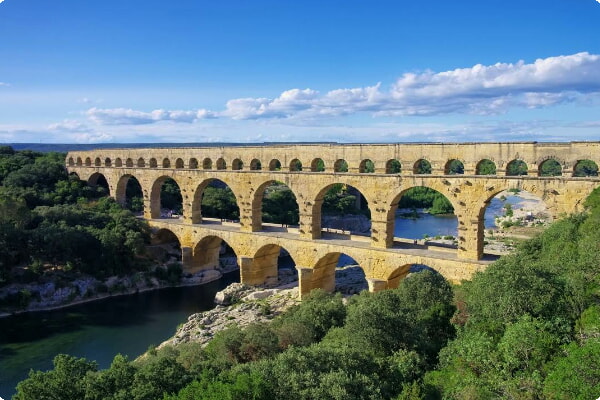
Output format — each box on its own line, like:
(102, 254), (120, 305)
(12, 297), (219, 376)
(48, 119), (92, 133)
(86, 107), (215, 125)
(84, 52), (600, 126)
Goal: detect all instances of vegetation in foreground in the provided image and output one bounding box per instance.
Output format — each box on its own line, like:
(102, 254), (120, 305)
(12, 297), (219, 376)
(13, 187), (600, 399)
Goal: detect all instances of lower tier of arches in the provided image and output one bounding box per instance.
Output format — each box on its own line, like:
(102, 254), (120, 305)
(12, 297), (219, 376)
(148, 219), (490, 298)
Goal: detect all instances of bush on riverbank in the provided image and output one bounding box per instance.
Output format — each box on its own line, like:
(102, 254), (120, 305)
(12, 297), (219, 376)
(0, 147), (152, 297)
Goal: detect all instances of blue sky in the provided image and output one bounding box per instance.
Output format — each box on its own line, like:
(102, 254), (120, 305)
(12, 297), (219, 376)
(1, 0), (600, 143)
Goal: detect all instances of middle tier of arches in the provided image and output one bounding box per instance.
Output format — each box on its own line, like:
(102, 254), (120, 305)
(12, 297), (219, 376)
(76, 167), (595, 261)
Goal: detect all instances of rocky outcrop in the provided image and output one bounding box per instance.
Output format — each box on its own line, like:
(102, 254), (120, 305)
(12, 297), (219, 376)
(160, 264), (372, 348)
(161, 284), (301, 347)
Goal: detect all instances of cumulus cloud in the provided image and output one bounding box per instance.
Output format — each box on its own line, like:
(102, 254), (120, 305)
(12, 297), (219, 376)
(85, 52), (600, 125)
(48, 119), (92, 133)
(86, 107), (215, 125)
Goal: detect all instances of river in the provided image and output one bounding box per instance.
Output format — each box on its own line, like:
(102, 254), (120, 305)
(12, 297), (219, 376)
(0, 272), (239, 398)
(393, 195), (515, 239)
(0, 196), (518, 398)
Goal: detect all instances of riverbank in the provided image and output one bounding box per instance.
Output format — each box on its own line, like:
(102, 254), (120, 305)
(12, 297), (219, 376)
(159, 264), (368, 349)
(0, 259), (240, 318)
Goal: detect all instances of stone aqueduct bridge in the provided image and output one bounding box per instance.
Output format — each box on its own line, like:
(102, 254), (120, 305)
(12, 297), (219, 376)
(66, 142), (600, 297)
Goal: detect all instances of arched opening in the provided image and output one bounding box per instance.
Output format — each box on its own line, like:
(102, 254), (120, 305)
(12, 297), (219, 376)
(150, 228), (182, 265)
(311, 158), (325, 172)
(245, 244), (297, 286)
(76, 157), (83, 166)
(189, 158), (198, 169)
(125, 158), (133, 168)
(334, 159), (348, 172)
(88, 172), (110, 196)
(359, 159), (375, 173)
(191, 179), (240, 224)
(162, 158), (171, 168)
(289, 159), (302, 171)
(216, 158), (226, 170)
(269, 159), (281, 171)
(506, 159), (528, 176)
(137, 158), (145, 168)
(573, 159), (599, 177)
(232, 158), (243, 170)
(386, 159), (401, 174)
(191, 236), (240, 279)
(253, 181), (299, 231)
(104, 158), (112, 167)
(308, 252), (367, 295)
(316, 183), (371, 239)
(150, 176), (183, 219)
(250, 159), (262, 170)
(115, 158), (123, 167)
(68, 157), (75, 166)
(445, 159), (464, 175)
(119, 175), (144, 214)
(175, 158), (184, 169)
(539, 159), (562, 176)
(482, 188), (552, 255)
(386, 264), (440, 289)
(85, 157), (92, 166)
(476, 159), (496, 175)
(413, 159), (431, 174)
(149, 158), (157, 168)
(94, 157), (101, 167)
(335, 253), (368, 295)
(388, 186), (457, 248)
(203, 158), (212, 170)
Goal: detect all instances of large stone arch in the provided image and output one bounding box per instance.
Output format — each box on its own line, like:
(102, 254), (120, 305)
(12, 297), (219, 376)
(240, 243), (297, 286)
(464, 180), (562, 259)
(251, 179), (300, 231)
(308, 181), (375, 240)
(149, 175), (185, 219)
(190, 178), (241, 224)
(87, 172), (110, 195)
(190, 235), (240, 274)
(115, 173), (145, 208)
(383, 182), (460, 249)
(302, 250), (368, 294)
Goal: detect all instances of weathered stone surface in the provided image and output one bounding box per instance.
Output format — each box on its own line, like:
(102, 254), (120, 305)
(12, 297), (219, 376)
(66, 142), (600, 298)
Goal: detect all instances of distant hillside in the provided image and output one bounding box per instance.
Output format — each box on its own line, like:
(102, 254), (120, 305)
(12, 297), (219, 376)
(7, 142), (336, 153)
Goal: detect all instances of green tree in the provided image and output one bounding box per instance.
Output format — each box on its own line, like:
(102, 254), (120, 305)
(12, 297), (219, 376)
(573, 159), (598, 177)
(476, 159), (496, 175)
(543, 340), (600, 400)
(14, 354), (98, 400)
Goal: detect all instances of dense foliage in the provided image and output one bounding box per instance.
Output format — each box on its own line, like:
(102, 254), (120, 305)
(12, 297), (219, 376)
(398, 187), (454, 215)
(14, 187), (600, 399)
(0, 147), (150, 285)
